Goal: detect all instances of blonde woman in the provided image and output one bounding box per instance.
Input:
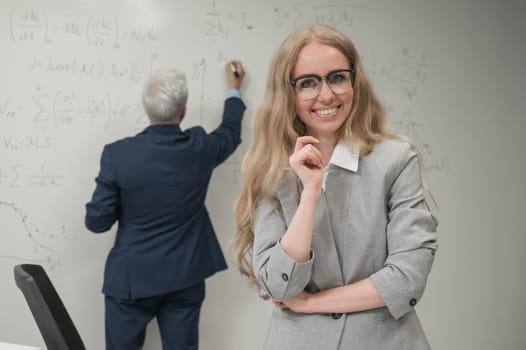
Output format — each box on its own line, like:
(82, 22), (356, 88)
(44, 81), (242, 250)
(234, 24), (438, 349)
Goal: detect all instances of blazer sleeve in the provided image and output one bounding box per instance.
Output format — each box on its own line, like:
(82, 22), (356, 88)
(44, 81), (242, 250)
(252, 195), (314, 301)
(207, 97), (246, 166)
(85, 145), (120, 233)
(370, 145), (438, 319)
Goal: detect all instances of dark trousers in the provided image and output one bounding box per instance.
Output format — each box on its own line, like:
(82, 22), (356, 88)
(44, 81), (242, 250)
(105, 281), (205, 350)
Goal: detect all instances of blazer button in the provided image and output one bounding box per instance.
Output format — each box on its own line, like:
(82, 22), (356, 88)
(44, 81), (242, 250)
(281, 273), (288, 281)
(409, 298), (417, 306)
(331, 313), (343, 320)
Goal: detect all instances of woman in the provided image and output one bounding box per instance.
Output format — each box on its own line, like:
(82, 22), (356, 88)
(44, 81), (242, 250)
(234, 24), (437, 349)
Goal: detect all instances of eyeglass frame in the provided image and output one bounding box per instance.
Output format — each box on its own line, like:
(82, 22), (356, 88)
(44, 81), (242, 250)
(289, 68), (357, 100)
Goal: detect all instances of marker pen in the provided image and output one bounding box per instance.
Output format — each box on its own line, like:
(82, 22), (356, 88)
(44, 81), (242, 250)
(230, 63), (240, 78)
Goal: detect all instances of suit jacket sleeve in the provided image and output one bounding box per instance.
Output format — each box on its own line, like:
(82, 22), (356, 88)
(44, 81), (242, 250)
(253, 195), (314, 301)
(370, 146), (438, 319)
(207, 97), (246, 166)
(85, 145), (120, 233)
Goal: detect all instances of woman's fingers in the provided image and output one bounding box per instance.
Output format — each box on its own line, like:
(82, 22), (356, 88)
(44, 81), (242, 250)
(291, 139), (323, 169)
(293, 136), (320, 153)
(291, 136), (323, 168)
(300, 144), (323, 169)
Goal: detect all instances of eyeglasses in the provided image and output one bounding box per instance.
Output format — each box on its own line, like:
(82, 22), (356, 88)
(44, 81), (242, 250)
(290, 68), (356, 100)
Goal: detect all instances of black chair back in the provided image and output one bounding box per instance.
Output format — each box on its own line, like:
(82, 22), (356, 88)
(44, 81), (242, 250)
(14, 264), (86, 350)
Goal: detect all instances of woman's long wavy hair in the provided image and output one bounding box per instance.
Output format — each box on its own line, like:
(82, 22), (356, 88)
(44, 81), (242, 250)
(233, 24), (399, 291)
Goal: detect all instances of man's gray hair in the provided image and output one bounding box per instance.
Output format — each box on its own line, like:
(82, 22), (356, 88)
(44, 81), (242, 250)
(142, 69), (188, 123)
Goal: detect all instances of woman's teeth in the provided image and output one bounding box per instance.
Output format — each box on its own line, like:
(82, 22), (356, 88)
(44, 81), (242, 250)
(317, 108), (337, 116)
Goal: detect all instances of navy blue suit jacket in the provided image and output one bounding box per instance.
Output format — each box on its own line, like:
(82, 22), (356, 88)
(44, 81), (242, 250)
(85, 97), (246, 299)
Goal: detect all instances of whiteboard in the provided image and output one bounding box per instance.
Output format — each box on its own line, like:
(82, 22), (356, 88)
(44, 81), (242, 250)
(1, 0), (525, 349)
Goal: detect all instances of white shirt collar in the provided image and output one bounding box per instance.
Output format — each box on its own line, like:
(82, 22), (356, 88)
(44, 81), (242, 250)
(327, 141), (360, 172)
(321, 142), (359, 191)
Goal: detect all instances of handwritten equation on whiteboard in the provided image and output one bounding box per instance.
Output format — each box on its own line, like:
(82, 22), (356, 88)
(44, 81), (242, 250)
(202, 2), (368, 41)
(375, 47), (450, 174)
(1, 85), (146, 134)
(9, 10), (157, 47)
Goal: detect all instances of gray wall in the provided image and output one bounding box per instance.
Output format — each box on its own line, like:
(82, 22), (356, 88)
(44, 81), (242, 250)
(1, 0), (525, 349)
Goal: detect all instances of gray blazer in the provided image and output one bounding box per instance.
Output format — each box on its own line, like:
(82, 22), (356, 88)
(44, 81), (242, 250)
(253, 139), (438, 350)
